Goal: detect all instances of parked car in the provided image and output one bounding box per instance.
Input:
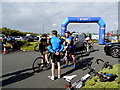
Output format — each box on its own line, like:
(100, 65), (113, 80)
(23, 36), (34, 42)
(72, 33), (86, 52)
(15, 36), (23, 40)
(0, 34), (6, 39)
(104, 42), (120, 58)
(31, 35), (38, 40)
(37, 36), (41, 40)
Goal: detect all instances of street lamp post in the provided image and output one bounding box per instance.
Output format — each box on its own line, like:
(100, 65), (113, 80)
(52, 24), (57, 30)
(117, 30), (120, 42)
(43, 21), (44, 34)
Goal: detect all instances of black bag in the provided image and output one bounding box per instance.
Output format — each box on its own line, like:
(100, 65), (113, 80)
(98, 72), (118, 82)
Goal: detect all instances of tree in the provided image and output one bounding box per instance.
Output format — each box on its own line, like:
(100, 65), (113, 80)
(0, 27), (38, 36)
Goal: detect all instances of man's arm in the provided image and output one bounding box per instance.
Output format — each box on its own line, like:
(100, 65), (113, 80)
(59, 44), (64, 52)
(47, 45), (55, 54)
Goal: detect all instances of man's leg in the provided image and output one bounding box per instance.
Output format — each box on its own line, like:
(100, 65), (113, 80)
(41, 54), (44, 67)
(57, 62), (61, 78)
(63, 51), (69, 67)
(41, 53), (44, 63)
(71, 50), (77, 68)
(10, 43), (13, 49)
(71, 55), (76, 65)
(51, 62), (55, 78)
(48, 54), (55, 80)
(65, 56), (69, 65)
(45, 53), (49, 63)
(57, 55), (61, 78)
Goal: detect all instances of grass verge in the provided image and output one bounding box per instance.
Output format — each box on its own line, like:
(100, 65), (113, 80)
(21, 41), (38, 51)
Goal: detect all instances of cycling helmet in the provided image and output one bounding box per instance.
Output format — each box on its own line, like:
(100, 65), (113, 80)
(85, 37), (90, 40)
(65, 31), (70, 34)
(42, 33), (47, 37)
(52, 30), (57, 35)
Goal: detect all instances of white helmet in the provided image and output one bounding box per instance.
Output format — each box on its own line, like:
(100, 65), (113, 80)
(85, 37), (90, 40)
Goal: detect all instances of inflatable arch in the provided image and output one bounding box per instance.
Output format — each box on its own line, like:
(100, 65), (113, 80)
(61, 17), (106, 45)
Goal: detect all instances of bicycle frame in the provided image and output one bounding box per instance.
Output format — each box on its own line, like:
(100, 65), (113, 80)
(64, 73), (91, 89)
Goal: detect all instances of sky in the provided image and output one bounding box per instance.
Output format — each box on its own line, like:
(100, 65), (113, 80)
(1, 1), (118, 34)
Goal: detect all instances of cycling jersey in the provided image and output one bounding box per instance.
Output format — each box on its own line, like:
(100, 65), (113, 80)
(64, 36), (75, 55)
(65, 36), (74, 49)
(7, 36), (15, 44)
(48, 36), (64, 54)
(7, 37), (12, 41)
(39, 38), (48, 50)
(40, 38), (47, 45)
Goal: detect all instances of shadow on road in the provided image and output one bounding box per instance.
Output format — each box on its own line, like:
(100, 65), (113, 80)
(90, 49), (99, 53)
(75, 49), (99, 59)
(1, 67), (34, 87)
(61, 57), (94, 77)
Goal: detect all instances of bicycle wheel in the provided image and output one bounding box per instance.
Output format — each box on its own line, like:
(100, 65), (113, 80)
(34, 44), (39, 52)
(82, 43), (87, 53)
(89, 46), (94, 52)
(32, 57), (43, 73)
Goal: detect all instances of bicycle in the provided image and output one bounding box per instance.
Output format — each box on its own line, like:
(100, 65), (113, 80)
(33, 44), (83, 72)
(32, 51), (52, 73)
(83, 42), (94, 53)
(63, 59), (114, 90)
(89, 43), (94, 52)
(33, 50), (64, 73)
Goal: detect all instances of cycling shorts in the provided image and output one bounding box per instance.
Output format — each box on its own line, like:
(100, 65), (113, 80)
(40, 49), (48, 55)
(66, 46), (75, 55)
(51, 54), (60, 63)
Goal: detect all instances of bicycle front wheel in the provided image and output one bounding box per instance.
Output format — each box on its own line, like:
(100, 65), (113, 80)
(32, 57), (43, 73)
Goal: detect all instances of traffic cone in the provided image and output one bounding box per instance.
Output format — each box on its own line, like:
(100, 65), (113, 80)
(3, 44), (7, 54)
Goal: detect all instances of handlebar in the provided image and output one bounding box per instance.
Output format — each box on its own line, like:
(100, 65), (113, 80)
(85, 61), (98, 75)
(96, 59), (113, 69)
(96, 59), (104, 64)
(86, 59), (113, 75)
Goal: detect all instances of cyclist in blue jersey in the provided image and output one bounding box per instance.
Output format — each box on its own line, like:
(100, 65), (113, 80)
(63, 31), (77, 68)
(48, 30), (64, 80)
(7, 35), (15, 49)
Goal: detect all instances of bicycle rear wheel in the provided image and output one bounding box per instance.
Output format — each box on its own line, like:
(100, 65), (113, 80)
(32, 57), (43, 73)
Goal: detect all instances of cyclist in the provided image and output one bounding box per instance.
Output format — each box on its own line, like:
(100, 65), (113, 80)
(84, 37), (92, 52)
(47, 30), (64, 80)
(63, 31), (77, 68)
(7, 35), (15, 49)
(38, 33), (50, 64)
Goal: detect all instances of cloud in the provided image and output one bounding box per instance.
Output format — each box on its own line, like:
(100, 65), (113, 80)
(2, 2), (118, 34)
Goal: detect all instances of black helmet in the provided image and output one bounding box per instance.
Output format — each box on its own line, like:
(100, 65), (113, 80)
(52, 30), (57, 35)
(65, 31), (70, 34)
(42, 33), (47, 37)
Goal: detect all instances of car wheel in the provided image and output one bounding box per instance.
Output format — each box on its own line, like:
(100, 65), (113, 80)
(110, 47), (120, 58)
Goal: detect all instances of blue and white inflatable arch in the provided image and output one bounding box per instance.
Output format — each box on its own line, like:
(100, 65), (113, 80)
(61, 17), (106, 45)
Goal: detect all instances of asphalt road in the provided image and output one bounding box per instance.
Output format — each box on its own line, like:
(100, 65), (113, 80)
(1, 44), (119, 88)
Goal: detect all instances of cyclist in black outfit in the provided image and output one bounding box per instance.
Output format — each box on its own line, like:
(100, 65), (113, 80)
(38, 34), (49, 64)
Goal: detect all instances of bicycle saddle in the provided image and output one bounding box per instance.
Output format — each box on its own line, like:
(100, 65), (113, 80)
(63, 75), (77, 82)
